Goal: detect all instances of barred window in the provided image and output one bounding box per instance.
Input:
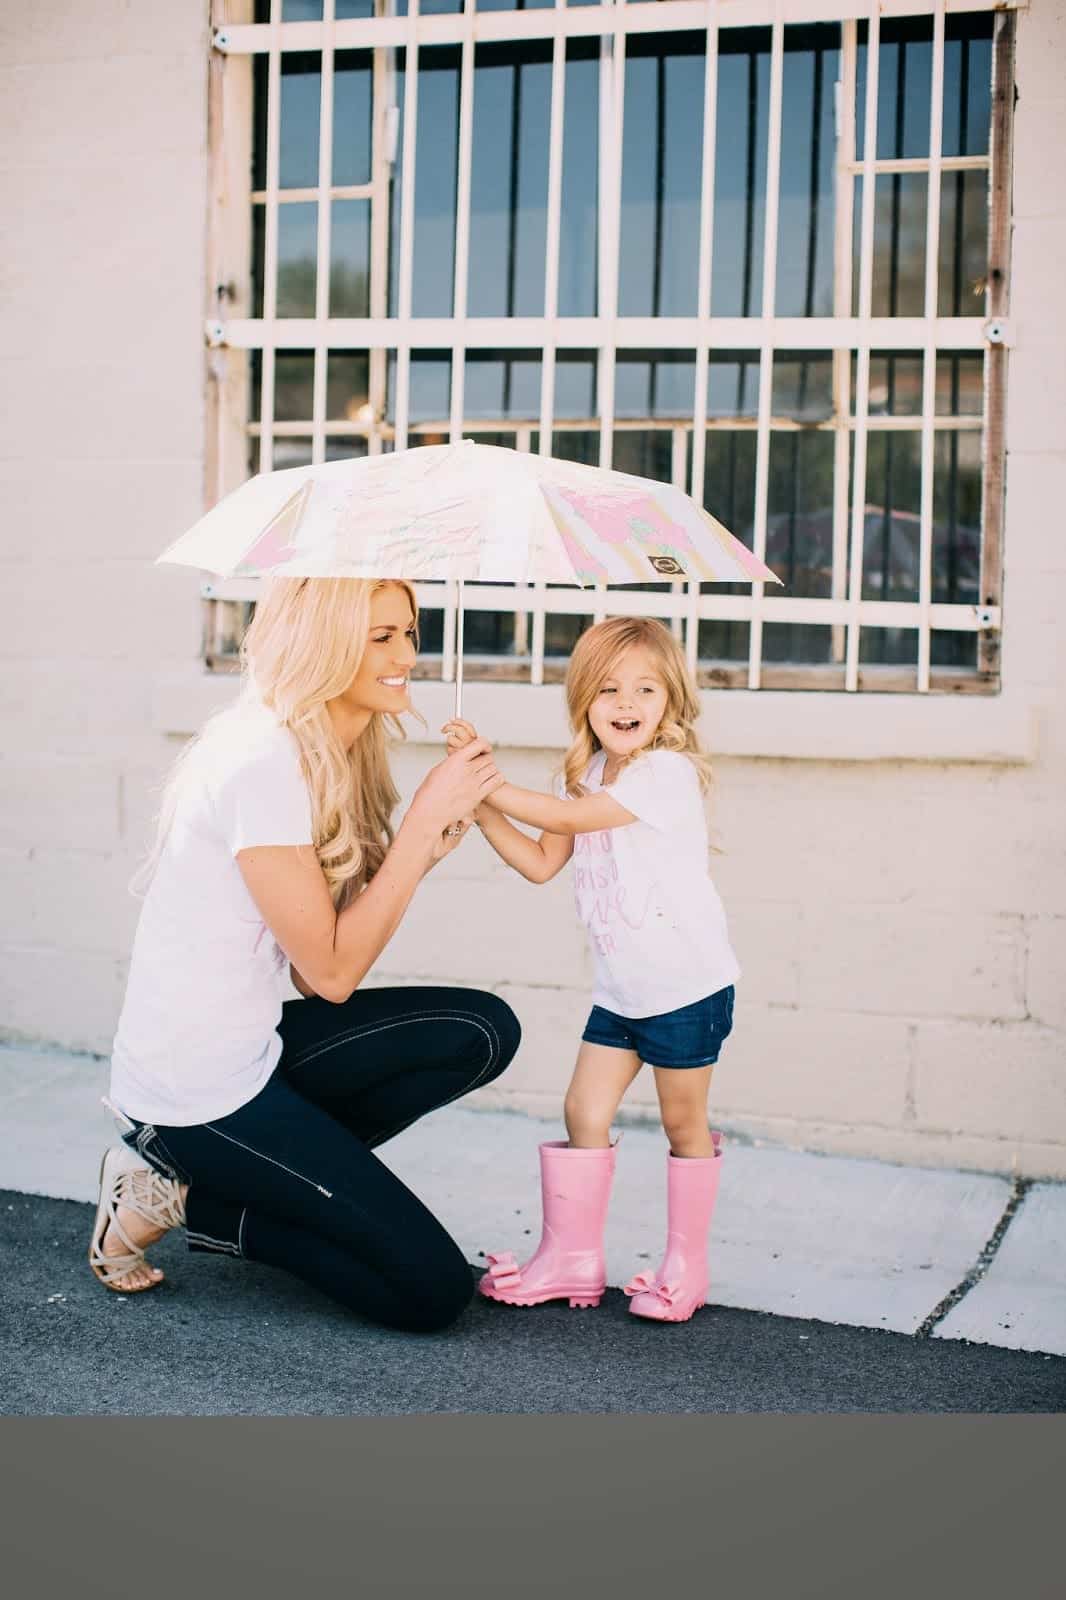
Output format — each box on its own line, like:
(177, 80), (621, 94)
(205, 1), (1014, 694)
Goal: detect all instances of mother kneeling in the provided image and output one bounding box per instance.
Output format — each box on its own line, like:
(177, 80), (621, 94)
(89, 577), (519, 1331)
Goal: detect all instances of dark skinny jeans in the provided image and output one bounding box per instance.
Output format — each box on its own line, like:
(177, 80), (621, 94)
(121, 986), (520, 1332)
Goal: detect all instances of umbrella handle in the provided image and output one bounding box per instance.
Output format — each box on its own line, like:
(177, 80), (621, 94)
(454, 578), (464, 722)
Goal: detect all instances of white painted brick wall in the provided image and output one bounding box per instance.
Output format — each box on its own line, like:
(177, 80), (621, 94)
(1, 1), (1063, 1181)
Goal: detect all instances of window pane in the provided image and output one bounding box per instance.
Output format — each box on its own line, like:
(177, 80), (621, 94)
(933, 430), (981, 605)
(767, 433), (835, 598)
(465, 351), (542, 421)
(854, 351), (924, 417)
(275, 352), (315, 422)
(938, 170), (988, 317)
(413, 48), (461, 316)
(935, 353), (983, 416)
(326, 352), (370, 421)
(855, 173), (927, 317)
(388, 51), (406, 317)
(931, 631), (977, 670)
(764, 622), (835, 665)
(711, 29), (770, 316)
(283, 1), (323, 19)
(252, 204), (266, 317)
(859, 627), (918, 671)
(385, 350), (452, 443)
(615, 351), (696, 419)
(280, 54), (322, 190)
(707, 351), (760, 419)
(330, 199), (370, 316)
(558, 41), (599, 317)
(277, 202), (318, 316)
(771, 351), (833, 421)
(619, 34), (704, 317)
(333, 51), (373, 189)
(325, 436), (370, 462)
(943, 15), (993, 159)
(336, 2), (376, 17)
(468, 42), (553, 317)
(273, 438), (315, 470)
(545, 352), (599, 462)
(776, 25), (838, 317)
(856, 18), (933, 163)
(862, 431), (922, 602)
(477, 0), (554, 10)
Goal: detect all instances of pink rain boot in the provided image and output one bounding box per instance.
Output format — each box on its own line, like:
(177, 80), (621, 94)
(624, 1132), (723, 1323)
(478, 1140), (617, 1310)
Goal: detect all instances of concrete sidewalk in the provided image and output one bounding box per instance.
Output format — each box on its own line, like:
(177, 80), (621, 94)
(1, 1043), (1063, 1357)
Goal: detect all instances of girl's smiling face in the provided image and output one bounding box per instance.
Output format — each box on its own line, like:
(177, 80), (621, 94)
(587, 644), (669, 759)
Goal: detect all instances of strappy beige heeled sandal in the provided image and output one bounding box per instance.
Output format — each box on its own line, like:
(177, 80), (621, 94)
(88, 1144), (187, 1293)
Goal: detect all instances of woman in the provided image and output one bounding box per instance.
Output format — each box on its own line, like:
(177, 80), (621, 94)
(89, 576), (520, 1332)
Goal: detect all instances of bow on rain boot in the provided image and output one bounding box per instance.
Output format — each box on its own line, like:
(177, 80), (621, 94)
(624, 1132), (723, 1323)
(479, 1140), (617, 1310)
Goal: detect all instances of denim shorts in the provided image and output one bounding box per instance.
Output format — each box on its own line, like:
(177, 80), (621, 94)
(581, 986), (735, 1069)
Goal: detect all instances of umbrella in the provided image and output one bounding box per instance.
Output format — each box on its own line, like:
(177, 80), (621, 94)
(159, 439), (779, 715)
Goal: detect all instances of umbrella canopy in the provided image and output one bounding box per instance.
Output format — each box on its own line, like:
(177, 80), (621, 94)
(159, 439), (778, 588)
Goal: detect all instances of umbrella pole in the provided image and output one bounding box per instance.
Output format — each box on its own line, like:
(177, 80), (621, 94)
(454, 578), (465, 722)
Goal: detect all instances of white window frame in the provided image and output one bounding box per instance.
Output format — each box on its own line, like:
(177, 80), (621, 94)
(187, 0), (1029, 756)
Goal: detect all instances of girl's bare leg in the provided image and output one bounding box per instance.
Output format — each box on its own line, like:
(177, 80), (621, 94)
(652, 1065), (716, 1157)
(565, 1043), (642, 1147)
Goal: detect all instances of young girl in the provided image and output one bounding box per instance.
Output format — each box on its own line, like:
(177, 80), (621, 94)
(444, 616), (738, 1324)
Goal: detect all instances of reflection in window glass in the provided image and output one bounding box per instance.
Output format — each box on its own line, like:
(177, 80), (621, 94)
(477, 0), (554, 11)
(333, 52), (372, 189)
(547, 350), (598, 465)
(771, 352), (833, 421)
(943, 15), (993, 158)
(469, 43), (552, 317)
(413, 48), (461, 316)
(279, 55), (322, 190)
(615, 352), (695, 419)
(558, 42), (599, 317)
(707, 352), (760, 419)
(388, 53), (405, 318)
(855, 351), (924, 416)
(698, 620), (750, 666)
(465, 351), (542, 420)
(277, 203), (318, 317)
(330, 200), (370, 316)
(275, 352), (315, 422)
(711, 29), (770, 316)
(935, 353), (983, 416)
(764, 623), (835, 664)
(252, 205), (267, 317)
(931, 631), (977, 670)
(619, 34), (704, 317)
(326, 436), (370, 462)
(336, 1), (376, 18)
(401, 351), (452, 431)
(767, 433), (835, 597)
(933, 430), (981, 605)
(856, 18), (933, 162)
(273, 438), (315, 470)
(776, 25), (838, 317)
(938, 171), (988, 317)
(862, 431), (922, 603)
(859, 627), (918, 669)
(856, 173), (927, 317)
(700, 425), (757, 660)
(326, 353), (370, 421)
(282, 0), (323, 19)
(612, 433), (674, 485)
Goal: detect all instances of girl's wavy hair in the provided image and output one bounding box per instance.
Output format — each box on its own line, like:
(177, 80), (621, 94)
(561, 616), (713, 798)
(132, 576), (418, 909)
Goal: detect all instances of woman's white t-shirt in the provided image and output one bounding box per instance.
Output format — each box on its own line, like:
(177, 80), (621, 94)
(109, 707), (315, 1126)
(566, 749), (739, 1019)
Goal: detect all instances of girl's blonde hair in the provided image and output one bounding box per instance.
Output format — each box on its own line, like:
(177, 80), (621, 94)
(561, 616), (712, 797)
(134, 576), (417, 908)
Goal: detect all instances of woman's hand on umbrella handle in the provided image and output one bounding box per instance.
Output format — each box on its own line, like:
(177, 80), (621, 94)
(442, 718), (479, 754)
(407, 738), (503, 837)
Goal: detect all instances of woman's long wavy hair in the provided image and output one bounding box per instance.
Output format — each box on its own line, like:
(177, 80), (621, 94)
(133, 577), (418, 908)
(561, 616), (713, 798)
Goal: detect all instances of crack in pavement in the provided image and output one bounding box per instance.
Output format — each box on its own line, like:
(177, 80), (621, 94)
(914, 1176), (1033, 1340)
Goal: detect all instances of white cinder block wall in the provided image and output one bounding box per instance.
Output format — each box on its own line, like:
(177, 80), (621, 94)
(2, 2), (1064, 1178)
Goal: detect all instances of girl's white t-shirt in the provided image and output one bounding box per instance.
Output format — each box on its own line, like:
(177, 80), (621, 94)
(109, 707), (315, 1127)
(566, 749), (740, 1019)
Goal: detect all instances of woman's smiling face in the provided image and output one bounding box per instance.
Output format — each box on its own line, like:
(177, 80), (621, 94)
(343, 584), (418, 717)
(587, 644), (669, 758)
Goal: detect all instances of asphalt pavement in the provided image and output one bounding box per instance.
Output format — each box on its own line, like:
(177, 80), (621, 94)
(3, 1190), (1064, 1416)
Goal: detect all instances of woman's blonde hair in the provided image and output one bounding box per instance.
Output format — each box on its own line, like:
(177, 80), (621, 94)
(134, 576), (417, 907)
(561, 616), (712, 797)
